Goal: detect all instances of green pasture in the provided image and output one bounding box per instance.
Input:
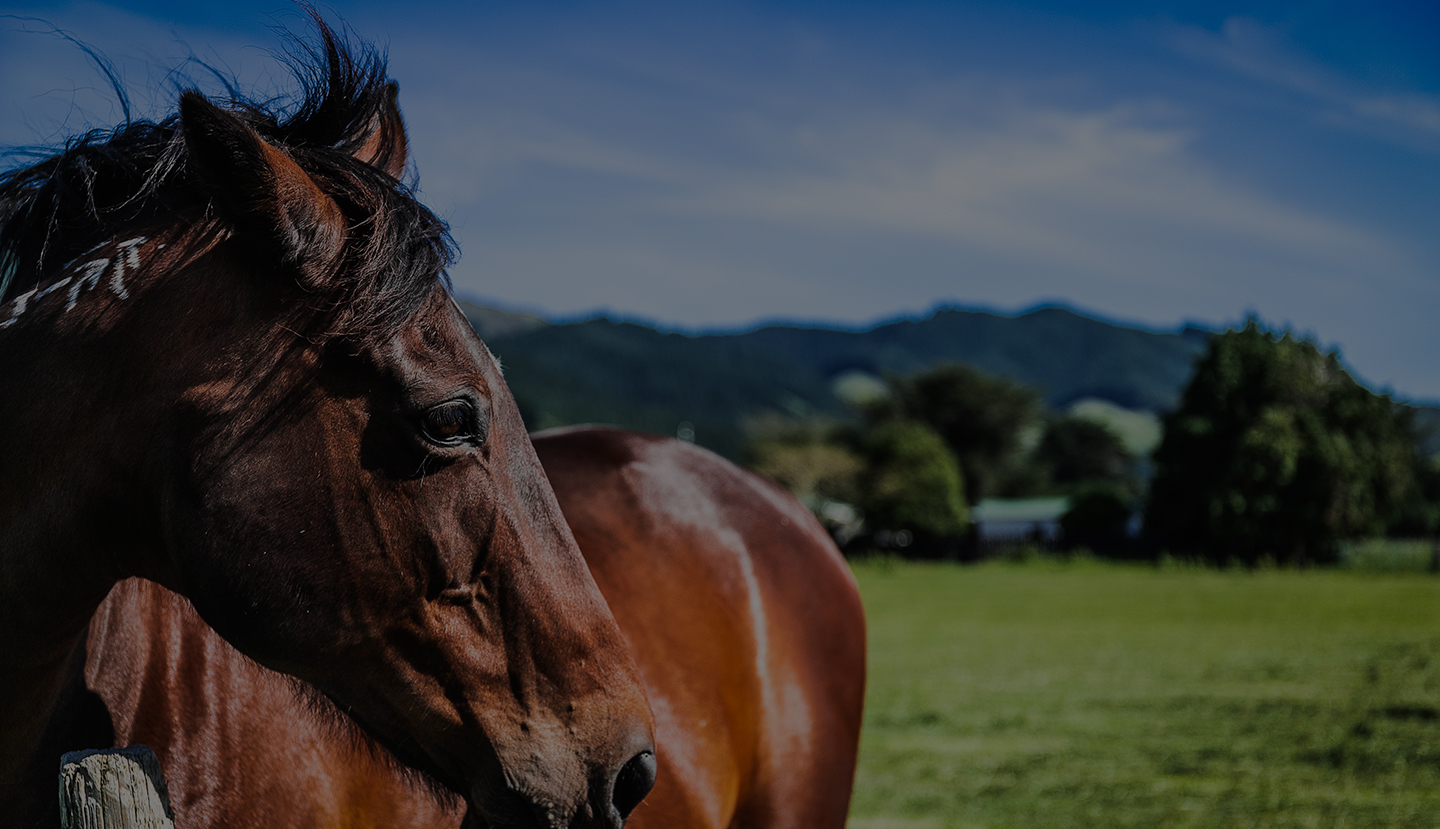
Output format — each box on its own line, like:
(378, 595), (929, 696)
(848, 556), (1440, 828)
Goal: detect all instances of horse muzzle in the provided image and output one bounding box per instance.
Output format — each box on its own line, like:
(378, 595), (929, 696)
(461, 744), (657, 829)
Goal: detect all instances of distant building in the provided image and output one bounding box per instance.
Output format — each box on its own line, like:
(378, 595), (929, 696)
(972, 497), (1071, 549)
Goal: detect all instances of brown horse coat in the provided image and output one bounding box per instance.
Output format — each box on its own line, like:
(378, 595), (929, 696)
(81, 426), (867, 828)
(534, 427), (867, 829)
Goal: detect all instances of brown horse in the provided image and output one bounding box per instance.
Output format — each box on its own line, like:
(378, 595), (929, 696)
(0, 22), (655, 829)
(82, 426), (868, 828)
(8, 19), (865, 829)
(533, 427), (867, 829)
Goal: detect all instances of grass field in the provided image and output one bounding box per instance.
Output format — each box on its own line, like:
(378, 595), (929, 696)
(848, 557), (1440, 828)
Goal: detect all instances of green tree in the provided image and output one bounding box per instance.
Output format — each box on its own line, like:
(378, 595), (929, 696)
(1035, 415), (1137, 495)
(1060, 487), (1134, 556)
(870, 363), (1043, 503)
(748, 440), (864, 505)
(745, 415), (863, 505)
(1146, 322), (1427, 565)
(855, 420), (970, 541)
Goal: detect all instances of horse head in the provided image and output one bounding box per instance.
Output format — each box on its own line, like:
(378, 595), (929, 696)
(0, 24), (653, 829)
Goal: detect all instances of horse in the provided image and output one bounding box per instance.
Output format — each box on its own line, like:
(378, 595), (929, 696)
(0, 21), (656, 829)
(531, 427), (867, 829)
(7, 20), (866, 829)
(81, 425), (868, 829)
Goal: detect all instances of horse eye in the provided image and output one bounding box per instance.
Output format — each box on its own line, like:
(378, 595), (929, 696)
(420, 401), (477, 445)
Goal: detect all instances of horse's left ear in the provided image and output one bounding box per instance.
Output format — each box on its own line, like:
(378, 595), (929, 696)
(180, 91), (347, 290)
(352, 81), (408, 179)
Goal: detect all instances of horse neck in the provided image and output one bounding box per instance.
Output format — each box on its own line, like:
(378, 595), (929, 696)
(0, 420), (123, 819)
(0, 235), (210, 783)
(0, 229), (228, 570)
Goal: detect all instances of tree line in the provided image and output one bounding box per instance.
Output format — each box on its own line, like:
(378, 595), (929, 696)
(747, 320), (1439, 563)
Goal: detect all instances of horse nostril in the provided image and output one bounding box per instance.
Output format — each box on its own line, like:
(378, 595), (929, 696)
(612, 750), (657, 820)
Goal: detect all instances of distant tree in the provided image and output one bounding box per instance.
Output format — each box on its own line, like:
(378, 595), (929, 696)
(748, 441), (864, 506)
(1035, 416), (1137, 495)
(1146, 322), (1428, 565)
(1391, 435), (1440, 537)
(745, 416), (863, 505)
(854, 419), (969, 545)
(1060, 487), (1134, 556)
(870, 363), (1043, 503)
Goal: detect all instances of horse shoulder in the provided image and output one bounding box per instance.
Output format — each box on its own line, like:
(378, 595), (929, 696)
(532, 427), (866, 829)
(85, 579), (459, 829)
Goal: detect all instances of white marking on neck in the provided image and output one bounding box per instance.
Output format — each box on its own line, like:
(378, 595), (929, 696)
(67, 259), (110, 311)
(35, 278), (73, 300)
(1, 236), (149, 328)
(60, 241), (107, 272)
(111, 237), (146, 299)
(0, 287), (38, 329)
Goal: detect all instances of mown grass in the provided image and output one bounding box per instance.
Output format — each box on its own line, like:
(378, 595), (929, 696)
(1340, 538), (1436, 573)
(848, 556), (1440, 828)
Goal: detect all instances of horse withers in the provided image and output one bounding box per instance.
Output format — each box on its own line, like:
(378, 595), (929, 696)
(0, 23), (653, 829)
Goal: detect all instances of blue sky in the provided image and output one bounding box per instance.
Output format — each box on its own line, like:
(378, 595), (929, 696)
(3, 2), (1438, 398)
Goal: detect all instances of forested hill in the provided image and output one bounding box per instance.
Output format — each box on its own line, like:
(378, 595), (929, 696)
(464, 301), (1211, 460)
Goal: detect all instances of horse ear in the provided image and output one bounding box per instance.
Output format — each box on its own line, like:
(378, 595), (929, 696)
(179, 91), (346, 289)
(352, 81), (408, 179)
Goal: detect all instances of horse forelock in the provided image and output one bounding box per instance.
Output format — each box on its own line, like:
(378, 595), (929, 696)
(0, 13), (453, 340)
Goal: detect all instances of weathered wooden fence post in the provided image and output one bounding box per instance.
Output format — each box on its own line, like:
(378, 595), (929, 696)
(59, 746), (176, 829)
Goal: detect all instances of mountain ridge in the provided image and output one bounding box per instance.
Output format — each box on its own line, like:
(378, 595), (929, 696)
(462, 297), (1215, 340)
(462, 300), (1212, 459)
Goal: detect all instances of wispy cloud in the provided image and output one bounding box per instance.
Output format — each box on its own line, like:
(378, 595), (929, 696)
(1351, 93), (1440, 137)
(1173, 17), (1440, 149)
(428, 70), (1413, 313)
(676, 102), (1397, 282)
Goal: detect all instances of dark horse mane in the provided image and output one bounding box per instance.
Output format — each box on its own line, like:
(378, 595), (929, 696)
(0, 15), (454, 337)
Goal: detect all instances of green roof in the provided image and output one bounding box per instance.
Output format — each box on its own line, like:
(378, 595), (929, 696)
(972, 498), (1071, 523)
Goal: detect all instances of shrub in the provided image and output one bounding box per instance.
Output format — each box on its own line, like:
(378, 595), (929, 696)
(856, 419), (969, 545)
(1146, 322), (1429, 565)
